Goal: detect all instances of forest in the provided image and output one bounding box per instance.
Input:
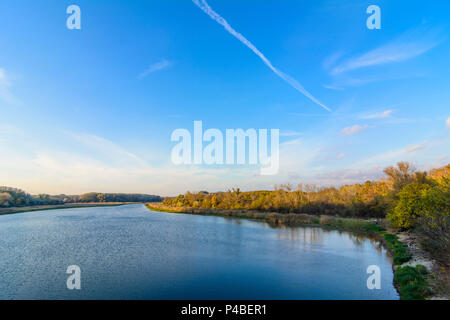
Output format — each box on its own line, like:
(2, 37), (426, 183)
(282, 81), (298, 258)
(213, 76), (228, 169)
(162, 162), (449, 261)
(0, 188), (162, 207)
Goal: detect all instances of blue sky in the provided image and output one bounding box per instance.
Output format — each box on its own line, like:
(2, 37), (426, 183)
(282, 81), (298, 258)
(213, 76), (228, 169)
(0, 0), (449, 196)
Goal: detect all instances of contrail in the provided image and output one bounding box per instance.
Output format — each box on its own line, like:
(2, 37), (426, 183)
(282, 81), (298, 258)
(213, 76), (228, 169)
(192, 0), (331, 112)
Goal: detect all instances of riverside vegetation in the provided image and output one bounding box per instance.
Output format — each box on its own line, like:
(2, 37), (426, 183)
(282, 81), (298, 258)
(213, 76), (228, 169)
(0, 189), (162, 216)
(148, 162), (449, 300)
(0, 188), (161, 208)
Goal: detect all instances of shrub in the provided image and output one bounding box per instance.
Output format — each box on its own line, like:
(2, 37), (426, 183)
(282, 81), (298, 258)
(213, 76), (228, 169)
(395, 265), (431, 300)
(384, 234), (412, 265)
(416, 180), (450, 261)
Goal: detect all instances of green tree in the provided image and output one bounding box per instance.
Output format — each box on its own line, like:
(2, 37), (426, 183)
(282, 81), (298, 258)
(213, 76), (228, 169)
(416, 179), (450, 257)
(388, 182), (430, 229)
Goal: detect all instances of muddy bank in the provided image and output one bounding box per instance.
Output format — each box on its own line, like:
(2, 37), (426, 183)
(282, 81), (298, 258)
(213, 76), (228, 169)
(395, 231), (449, 300)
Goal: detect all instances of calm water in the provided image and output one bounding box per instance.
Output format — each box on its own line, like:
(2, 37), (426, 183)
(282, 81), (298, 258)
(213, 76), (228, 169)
(0, 204), (398, 300)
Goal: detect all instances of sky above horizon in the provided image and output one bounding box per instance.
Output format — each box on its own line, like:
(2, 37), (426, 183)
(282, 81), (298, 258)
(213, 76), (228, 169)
(0, 0), (449, 196)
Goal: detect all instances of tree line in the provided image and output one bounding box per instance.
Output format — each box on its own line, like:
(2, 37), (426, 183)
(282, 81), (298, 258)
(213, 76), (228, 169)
(0, 188), (162, 208)
(163, 162), (449, 261)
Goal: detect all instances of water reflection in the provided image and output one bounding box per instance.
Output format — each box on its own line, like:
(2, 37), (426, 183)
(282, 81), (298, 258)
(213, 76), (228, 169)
(275, 226), (324, 245)
(0, 205), (398, 300)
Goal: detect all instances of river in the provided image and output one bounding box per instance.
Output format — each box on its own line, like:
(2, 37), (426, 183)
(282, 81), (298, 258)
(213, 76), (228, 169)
(0, 204), (398, 299)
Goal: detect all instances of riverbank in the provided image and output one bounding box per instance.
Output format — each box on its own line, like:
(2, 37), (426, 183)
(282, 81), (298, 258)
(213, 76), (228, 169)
(146, 203), (447, 300)
(146, 203), (386, 233)
(396, 231), (449, 299)
(0, 202), (127, 216)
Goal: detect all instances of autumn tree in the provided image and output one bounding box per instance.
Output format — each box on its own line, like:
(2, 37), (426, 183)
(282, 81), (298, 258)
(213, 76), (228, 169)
(383, 161), (416, 191)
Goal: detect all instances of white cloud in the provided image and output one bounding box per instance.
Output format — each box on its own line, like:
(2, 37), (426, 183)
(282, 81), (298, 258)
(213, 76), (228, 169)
(331, 28), (442, 75)
(341, 124), (369, 136)
(1, 119), (447, 196)
(446, 117), (450, 129)
(139, 59), (172, 79)
(0, 128), (289, 196)
(192, 0), (331, 112)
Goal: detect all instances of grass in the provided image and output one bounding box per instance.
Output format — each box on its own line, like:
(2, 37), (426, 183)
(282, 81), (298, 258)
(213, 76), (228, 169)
(383, 233), (412, 265)
(146, 203), (385, 233)
(395, 265), (431, 300)
(319, 216), (386, 233)
(381, 235), (431, 300)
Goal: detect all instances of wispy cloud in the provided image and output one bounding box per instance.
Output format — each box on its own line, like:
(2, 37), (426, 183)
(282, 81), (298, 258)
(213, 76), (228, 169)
(446, 117), (450, 129)
(354, 140), (436, 168)
(139, 59), (172, 79)
(0, 68), (20, 104)
(323, 51), (344, 70)
(331, 27), (443, 75)
(310, 166), (384, 186)
(280, 130), (303, 137)
(325, 72), (425, 89)
(361, 110), (393, 119)
(323, 84), (344, 91)
(406, 142), (428, 153)
(192, 0), (331, 112)
(66, 132), (149, 168)
(341, 124), (369, 136)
